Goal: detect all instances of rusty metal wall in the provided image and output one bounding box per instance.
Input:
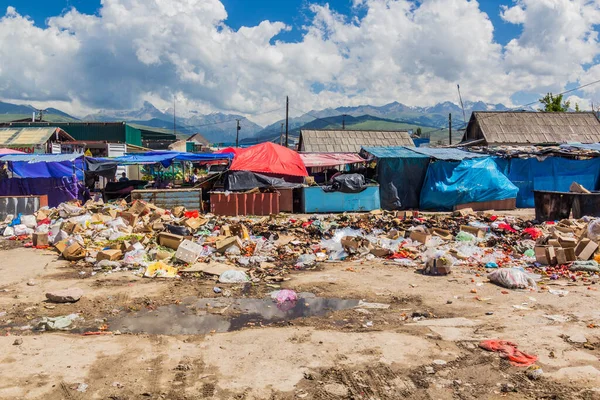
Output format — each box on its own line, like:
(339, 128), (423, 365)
(210, 192), (280, 216)
(131, 189), (203, 211)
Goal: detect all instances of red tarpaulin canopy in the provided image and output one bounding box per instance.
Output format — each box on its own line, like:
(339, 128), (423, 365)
(229, 142), (308, 177)
(216, 147), (245, 157)
(299, 152), (365, 167)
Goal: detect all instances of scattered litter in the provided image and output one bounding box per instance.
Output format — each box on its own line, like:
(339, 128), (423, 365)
(37, 314), (80, 331)
(479, 340), (538, 367)
(219, 270), (250, 283)
(487, 268), (537, 290)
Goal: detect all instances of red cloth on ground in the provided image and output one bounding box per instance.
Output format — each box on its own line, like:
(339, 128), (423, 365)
(479, 340), (538, 367)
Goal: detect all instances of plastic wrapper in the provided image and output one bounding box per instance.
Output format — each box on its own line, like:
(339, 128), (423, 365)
(3, 226), (14, 237)
(218, 270), (249, 283)
(296, 253), (317, 266)
(456, 231), (477, 242)
(270, 289), (298, 304)
(487, 268), (537, 290)
(58, 203), (85, 218)
(588, 219), (600, 241)
(13, 224), (33, 236)
(122, 249), (148, 266)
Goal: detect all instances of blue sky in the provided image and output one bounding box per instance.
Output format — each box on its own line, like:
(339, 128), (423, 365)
(4, 0), (521, 45)
(0, 0), (598, 120)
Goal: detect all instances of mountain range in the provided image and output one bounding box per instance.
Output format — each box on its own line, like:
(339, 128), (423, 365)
(0, 99), (534, 143)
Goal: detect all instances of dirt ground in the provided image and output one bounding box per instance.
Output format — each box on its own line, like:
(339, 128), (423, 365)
(1, 241), (599, 400)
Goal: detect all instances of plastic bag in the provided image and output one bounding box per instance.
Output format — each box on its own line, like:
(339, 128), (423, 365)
(58, 203), (85, 218)
(166, 224), (190, 236)
(3, 226), (14, 237)
(488, 268), (537, 290)
(296, 253), (317, 266)
(21, 215), (36, 228)
(122, 249), (148, 266)
(587, 219), (600, 241)
(570, 260), (600, 272)
(8, 213), (21, 227)
(219, 270), (249, 283)
(270, 289), (298, 304)
(13, 224), (33, 236)
(456, 231), (477, 242)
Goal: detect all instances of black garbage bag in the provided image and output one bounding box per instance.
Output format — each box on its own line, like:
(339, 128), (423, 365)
(165, 224), (190, 237)
(323, 174), (367, 193)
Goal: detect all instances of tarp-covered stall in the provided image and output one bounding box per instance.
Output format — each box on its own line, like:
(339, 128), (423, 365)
(361, 146), (430, 210)
(493, 157), (600, 208)
(0, 153), (85, 207)
(420, 158), (519, 211)
(226, 143), (308, 191)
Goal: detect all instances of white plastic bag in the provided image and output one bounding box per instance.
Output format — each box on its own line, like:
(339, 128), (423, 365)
(21, 215), (37, 228)
(13, 224), (33, 236)
(587, 219), (600, 241)
(218, 270), (249, 283)
(3, 226), (14, 237)
(488, 268), (537, 290)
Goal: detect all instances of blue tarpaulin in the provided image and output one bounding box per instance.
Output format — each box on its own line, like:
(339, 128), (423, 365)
(494, 157), (600, 208)
(0, 177), (83, 207)
(420, 158), (519, 211)
(112, 151), (234, 167)
(10, 158), (85, 179)
(362, 146), (430, 210)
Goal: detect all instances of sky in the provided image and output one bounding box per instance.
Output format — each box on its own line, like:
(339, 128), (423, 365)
(1, 0), (600, 125)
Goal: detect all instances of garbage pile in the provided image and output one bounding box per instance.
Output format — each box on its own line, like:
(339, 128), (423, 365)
(1, 200), (600, 288)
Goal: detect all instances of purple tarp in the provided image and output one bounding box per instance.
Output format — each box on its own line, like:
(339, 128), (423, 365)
(0, 177), (83, 207)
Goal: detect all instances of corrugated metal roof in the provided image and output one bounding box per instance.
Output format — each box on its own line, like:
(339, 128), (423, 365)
(408, 147), (485, 160)
(300, 130), (414, 152)
(0, 127), (61, 146)
(0, 153), (83, 162)
(361, 146), (483, 161)
(361, 146), (428, 159)
(471, 111), (600, 145)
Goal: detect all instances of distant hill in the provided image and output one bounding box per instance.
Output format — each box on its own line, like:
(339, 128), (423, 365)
(0, 98), (537, 145)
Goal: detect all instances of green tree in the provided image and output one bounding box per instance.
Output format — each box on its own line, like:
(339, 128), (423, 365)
(416, 127), (422, 137)
(539, 93), (570, 112)
(575, 103), (581, 112)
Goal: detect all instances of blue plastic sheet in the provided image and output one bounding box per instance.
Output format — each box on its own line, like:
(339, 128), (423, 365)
(0, 177), (83, 207)
(420, 158), (518, 211)
(113, 151), (233, 167)
(494, 157), (600, 208)
(10, 159), (85, 179)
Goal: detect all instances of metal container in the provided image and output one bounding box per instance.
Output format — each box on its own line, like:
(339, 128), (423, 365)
(572, 193), (600, 218)
(210, 192), (280, 216)
(533, 190), (575, 222)
(277, 188), (294, 213)
(301, 186), (381, 213)
(131, 189), (203, 211)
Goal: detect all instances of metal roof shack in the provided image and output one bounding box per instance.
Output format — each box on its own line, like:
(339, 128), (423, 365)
(0, 127), (74, 154)
(298, 129), (414, 153)
(461, 111), (600, 146)
(0, 122), (178, 149)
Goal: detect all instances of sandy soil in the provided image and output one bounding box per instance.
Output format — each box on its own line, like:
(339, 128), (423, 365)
(0, 244), (599, 399)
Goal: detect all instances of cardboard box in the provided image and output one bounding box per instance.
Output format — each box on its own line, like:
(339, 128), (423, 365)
(157, 232), (184, 250)
(453, 208), (474, 217)
(535, 246), (550, 265)
(184, 217), (207, 231)
(556, 248), (567, 265)
(370, 246), (391, 257)
(32, 232), (49, 247)
(410, 230), (431, 244)
(107, 209), (118, 219)
(230, 224), (250, 240)
(341, 236), (372, 252)
(460, 225), (485, 238)
(129, 200), (150, 215)
(546, 246), (557, 265)
(63, 243), (86, 261)
(548, 239), (561, 247)
(172, 206), (185, 218)
(97, 249), (122, 262)
(432, 228), (453, 240)
(216, 236), (243, 253)
(155, 249), (172, 260)
(558, 236), (577, 248)
(54, 239), (70, 254)
(575, 238), (598, 261)
(175, 240), (204, 264)
(387, 229), (404, 240)
(36, 210), (49, 222)
(564, 247), (577, 262)
(61, 221), (76, 234)
(120, 211), (139, 227)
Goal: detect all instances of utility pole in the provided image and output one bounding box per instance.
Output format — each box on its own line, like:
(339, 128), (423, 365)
(280, 123), (284, 146)
(449, 113), (452, 145)
(342, 114), (346, 130)
(173, 96), (176, 136)
(235, 119), (241, 147)
(285, 96), (289, 148)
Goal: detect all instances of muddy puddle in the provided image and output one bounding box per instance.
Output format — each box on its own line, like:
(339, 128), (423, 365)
(107, 293), (360, 335)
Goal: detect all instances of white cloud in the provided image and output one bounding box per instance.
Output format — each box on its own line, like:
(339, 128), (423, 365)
(1, 0), (600, 124)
